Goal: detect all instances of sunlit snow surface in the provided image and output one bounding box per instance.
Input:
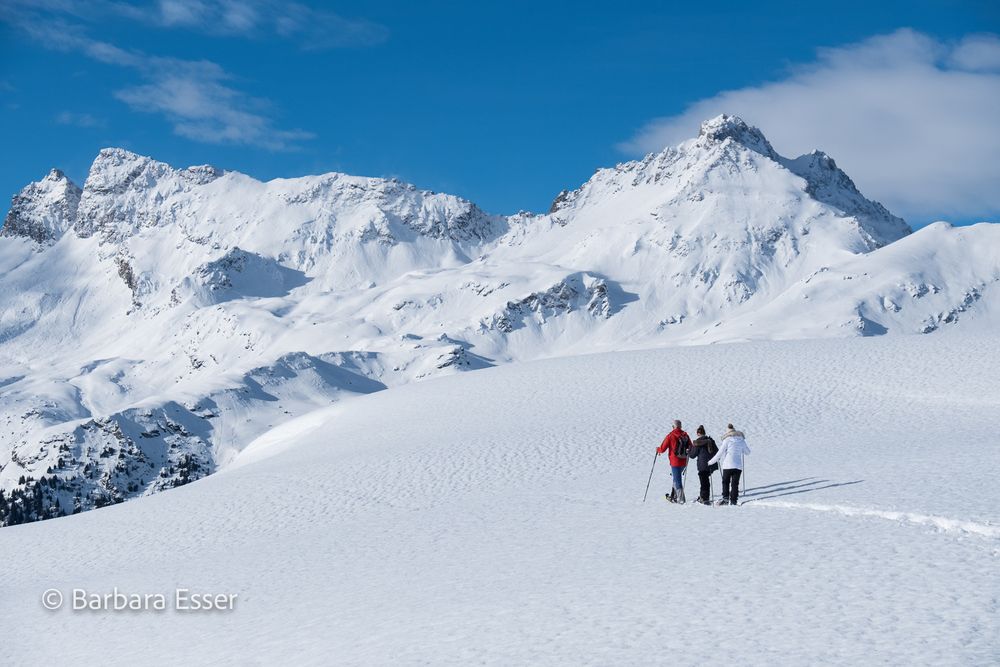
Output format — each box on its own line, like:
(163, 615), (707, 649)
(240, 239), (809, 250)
(2, 333), (997, 664)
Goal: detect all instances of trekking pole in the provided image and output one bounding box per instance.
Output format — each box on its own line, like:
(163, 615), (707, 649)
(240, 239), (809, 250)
(741, 459), (747, 506)
(642, 451), (658, 503)
(717, 465), (724, 505)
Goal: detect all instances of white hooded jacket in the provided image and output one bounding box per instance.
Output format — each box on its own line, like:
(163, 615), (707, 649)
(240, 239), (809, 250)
(708, 430), (750, 470)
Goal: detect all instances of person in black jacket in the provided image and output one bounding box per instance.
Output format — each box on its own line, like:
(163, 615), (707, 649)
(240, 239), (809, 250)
(687, 425), (719, 505)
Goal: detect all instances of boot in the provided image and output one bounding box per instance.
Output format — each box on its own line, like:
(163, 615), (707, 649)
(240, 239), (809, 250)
(677, 488), (686, 504)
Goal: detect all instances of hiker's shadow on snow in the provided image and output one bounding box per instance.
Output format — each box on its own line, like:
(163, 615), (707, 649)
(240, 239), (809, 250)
(739, 477), (864, 503)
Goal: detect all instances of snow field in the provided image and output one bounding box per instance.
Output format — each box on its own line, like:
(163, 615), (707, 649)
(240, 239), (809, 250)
(1, 332), (997, 665)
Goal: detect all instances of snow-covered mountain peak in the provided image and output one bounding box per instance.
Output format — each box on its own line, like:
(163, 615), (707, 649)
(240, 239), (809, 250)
(45, 168), (69, 182)
(74, 148), (230, 242)
(541, 114), (911, 266)
(695, 114), (777, 158)
(70, 147), (505, 247)
(0, 167), (82, 245)
(86, 147), (224, 187)
(92, 146), (147, 168)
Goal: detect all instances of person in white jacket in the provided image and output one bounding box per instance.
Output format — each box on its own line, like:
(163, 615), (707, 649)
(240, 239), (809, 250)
(708, 424), (750, 505)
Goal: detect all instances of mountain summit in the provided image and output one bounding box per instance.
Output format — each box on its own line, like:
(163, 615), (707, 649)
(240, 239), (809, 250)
(1, 116), (997, 526)
(696, 113), (778, 157)
(1, 168), (82, 245)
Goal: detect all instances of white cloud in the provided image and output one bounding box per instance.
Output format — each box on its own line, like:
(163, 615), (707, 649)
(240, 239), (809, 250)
(157, 0), (208, 27)
(148, 0), (388, 47)
(948, 33), (1000, 71)
(55, 111), (106, 127)
(115, 61), (314, 150)
(621, 30), (1000, 223)
(269, 2), (390, 50)
(10, 14), (144, 67)
(2, 0), (389, 47)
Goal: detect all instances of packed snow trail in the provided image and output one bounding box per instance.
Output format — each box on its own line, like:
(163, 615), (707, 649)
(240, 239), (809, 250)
(1, 333), (998, 665)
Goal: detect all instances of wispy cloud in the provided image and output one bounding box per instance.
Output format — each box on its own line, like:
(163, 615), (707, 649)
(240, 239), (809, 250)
(1, 0), (329, 150)
(11, 0), (390, 48)
(947, 33), (1000, 71)
(148, 0), (390, 48)
(114, 59), (314, 150)
(14, 16), (144, 67)
(55, 110), (106, 128)
(621, 30), (1000, 223)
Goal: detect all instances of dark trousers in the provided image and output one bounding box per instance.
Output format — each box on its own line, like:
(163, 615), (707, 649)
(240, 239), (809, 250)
(722, 468), (742, 505)
(698, 470), (711, 502)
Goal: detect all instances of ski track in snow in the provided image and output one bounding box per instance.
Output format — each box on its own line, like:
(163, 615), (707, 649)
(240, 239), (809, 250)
(750, 500), (1000, 540)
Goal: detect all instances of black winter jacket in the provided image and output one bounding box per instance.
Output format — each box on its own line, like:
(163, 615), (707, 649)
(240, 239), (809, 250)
(689, 435), (719, 473)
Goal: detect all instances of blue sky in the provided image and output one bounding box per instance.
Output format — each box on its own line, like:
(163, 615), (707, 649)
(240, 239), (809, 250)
(1, 1), (998, 226)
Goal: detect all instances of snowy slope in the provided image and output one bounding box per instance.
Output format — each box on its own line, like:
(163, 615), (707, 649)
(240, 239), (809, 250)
(1, 334), (997, 665)
(727, 222), (1000, 340)
(1, 115), (998, 526)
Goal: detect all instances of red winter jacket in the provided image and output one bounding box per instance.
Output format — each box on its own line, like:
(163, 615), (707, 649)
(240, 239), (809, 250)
(657, 428), (690, 467)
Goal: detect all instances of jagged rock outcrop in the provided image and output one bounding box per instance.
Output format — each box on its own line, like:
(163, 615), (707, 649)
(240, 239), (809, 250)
(483, 274), (614, 333)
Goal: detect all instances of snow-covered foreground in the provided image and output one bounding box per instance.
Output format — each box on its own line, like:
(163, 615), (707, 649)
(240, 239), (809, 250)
(2, 333), (998, 665)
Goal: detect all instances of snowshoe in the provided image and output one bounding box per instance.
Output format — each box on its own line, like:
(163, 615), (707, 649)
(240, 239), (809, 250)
(715, 499), (730, 506)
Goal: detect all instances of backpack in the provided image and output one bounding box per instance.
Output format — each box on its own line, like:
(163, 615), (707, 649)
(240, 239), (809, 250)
(706, 437), (719, 471)
(675, 433), (692, 458)
(707, 437), (718, 457)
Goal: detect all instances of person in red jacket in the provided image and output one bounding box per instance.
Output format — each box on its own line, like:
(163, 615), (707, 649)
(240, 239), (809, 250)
(656, 420), (692, 503)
